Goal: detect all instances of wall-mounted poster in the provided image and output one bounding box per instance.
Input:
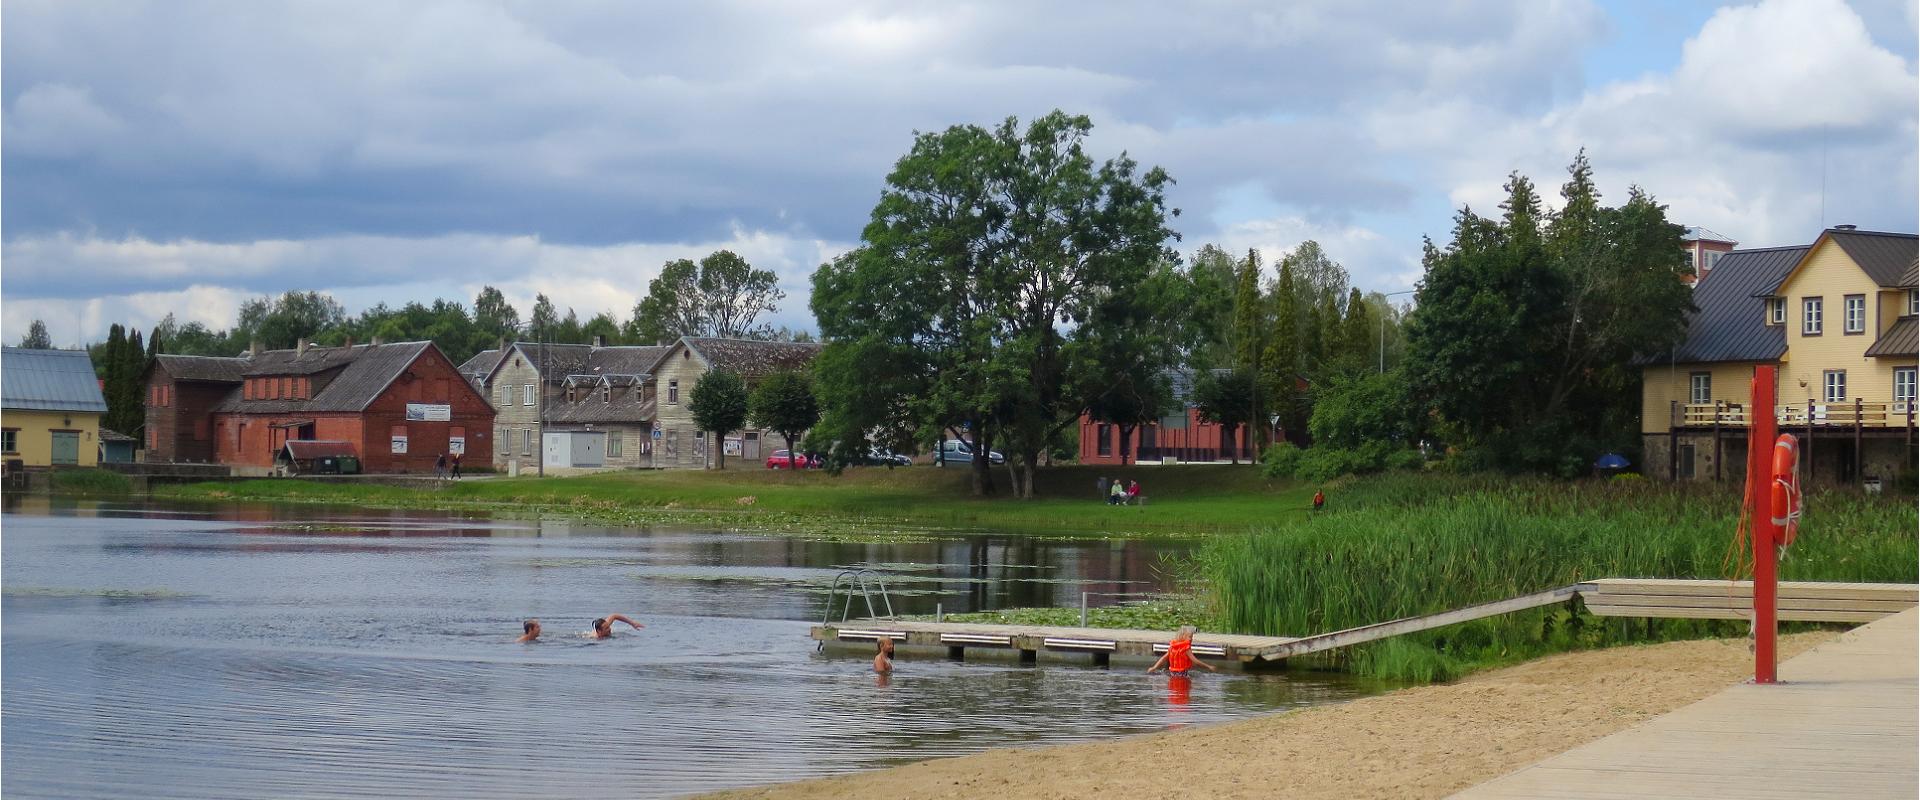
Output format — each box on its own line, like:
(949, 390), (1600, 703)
(406, 403), (452, 422)
(449, 437), (465, 455)
(391, 434), (409, 454)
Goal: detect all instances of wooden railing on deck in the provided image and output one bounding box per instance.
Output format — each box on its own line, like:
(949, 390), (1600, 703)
(1675, 399), (1917, 428)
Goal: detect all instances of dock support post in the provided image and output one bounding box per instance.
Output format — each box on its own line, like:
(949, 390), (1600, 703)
(1092, 651), (1110, 668)
(1019, 649), (1036, 664)
(947, 645), (965, 661)
(936, 602), (943, 623)
(1748, 367), (1781, 684)
(1080, 592), (1088, 627)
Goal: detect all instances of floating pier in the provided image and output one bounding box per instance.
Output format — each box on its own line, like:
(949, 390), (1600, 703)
(812, 579), (1918, 666)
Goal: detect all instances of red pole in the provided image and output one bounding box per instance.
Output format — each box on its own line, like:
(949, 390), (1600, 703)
(1749, 366), (1780, 684)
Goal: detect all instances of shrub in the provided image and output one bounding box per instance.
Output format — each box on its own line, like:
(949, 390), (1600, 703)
(1260, 442), (1303, 479)
(51, 468), (132, 495)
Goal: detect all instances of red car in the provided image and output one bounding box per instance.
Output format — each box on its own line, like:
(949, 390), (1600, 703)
(764, 450), (819, 469)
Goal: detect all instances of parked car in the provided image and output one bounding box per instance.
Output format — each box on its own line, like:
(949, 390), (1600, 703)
(765, 449), (821, 469)
(933, 439), (1005, 466)
(870, 449), (914, 467)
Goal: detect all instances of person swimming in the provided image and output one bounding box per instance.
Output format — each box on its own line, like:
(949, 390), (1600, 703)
(516, 619), (542, 642)
(588, 614), (644, 639)
(873, 637), (894, 674)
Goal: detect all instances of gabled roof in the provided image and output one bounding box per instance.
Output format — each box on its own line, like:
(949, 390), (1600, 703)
(483, 342), (592, 384)
(589, 345), (672, 376)
(1865, 317), (1918, 358)
(681, 337), (822, 376)
(1682, 226), (1737, 245)
(243, 345), (365, 377)
(213, 341), (449, 413)
(1823, 229), (1918, 288)
(457, 348), (504, 379)
(1645, 245), (1806, 365)
(547, 395), (657, 426)
(153, 354), (249, 383)
(1899, 257), (1917, 289)
(2, 347), (108, 413)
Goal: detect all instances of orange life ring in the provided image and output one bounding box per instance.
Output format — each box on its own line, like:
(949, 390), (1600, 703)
(1769, 433), (1800, 547)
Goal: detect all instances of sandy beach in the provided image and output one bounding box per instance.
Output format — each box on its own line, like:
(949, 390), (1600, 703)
(702, 632), (1833, 800)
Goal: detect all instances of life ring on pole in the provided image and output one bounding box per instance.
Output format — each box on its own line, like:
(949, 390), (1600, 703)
(1769, 433), (1801, 547)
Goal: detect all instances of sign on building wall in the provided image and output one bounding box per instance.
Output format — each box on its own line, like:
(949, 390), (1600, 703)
(406, 403), (452, 422)
(392, 433), (409, 454)
(724, 438), (742, 456)
(449, 436), (465, 455)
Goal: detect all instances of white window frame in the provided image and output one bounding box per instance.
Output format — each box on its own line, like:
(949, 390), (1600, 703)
(1689, 372), (1711, 405)
(607, 430), (623, 458)
(523, 384), (536, 406)
(1768, 298), (1785, 325)
(693, 430), (706, 457)
(1909, 288), (1918, 317)
(1843, 295), (1866, 334)
(1703, 251), (1723, 274)
(523, 428), (534, 456)
(1823, 370), (1847, 403)
(1896, 368), (1916, 405)
(667, 380), (679, 404)
(1802, 297), (1823, 335)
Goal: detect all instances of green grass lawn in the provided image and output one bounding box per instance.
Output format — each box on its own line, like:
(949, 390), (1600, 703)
(155, 463), (1313, 536)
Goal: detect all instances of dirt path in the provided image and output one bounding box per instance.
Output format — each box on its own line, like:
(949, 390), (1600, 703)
(700, 632), (1833, 800)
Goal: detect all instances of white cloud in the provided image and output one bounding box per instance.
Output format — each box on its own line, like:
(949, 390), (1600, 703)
(1210, 216), (1424, 292)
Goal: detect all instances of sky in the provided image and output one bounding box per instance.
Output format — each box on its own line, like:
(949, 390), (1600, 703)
(3, 0), (1916, 347)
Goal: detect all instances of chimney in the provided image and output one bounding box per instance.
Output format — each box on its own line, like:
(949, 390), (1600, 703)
(592, 335), (606, 348)
(496, 336), (507, 352)
(1833, 224), (1857, 231)
(296, 337), (310, 357)
(248, 339), (263, 358)
(343, 335), (355, 349)
(370, 335), (384, 346)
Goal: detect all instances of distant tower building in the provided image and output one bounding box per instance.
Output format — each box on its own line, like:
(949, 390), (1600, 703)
(1680, 227), (1738, 286)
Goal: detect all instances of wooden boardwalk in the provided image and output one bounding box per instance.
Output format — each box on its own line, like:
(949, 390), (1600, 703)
(1452, 606), (1919, 799)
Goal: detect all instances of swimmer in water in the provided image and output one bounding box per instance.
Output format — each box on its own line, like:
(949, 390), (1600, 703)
(873, 638), (894, 673)
(516, 619), (542, 642)
(588, 614), (644, 639)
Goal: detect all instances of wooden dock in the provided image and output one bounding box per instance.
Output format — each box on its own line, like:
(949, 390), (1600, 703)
(1452, 606), (1919, 799)
(812, 579), (1917, 665)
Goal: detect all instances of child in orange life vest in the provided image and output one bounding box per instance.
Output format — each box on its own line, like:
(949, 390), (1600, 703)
(1147, 625), (1218, 677)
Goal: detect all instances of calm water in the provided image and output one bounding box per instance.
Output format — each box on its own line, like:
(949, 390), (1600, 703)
(2, 498), (1367, 799)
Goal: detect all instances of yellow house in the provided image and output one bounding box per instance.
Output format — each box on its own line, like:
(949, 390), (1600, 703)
(1641, 227), (1917, 484)
(2, 347), (108, 468)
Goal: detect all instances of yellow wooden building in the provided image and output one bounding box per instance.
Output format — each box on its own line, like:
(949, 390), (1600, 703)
(1641, 227), (1917, 485)
(2, 347), (108, 469)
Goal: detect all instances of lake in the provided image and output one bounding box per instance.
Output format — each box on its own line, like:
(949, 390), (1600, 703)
(2, 497), (1368, 799)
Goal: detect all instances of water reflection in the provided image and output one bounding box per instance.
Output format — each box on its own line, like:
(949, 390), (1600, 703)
(3, 501), (1370, 799)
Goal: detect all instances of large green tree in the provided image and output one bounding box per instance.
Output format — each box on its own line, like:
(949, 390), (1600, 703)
(1193, 369), (1257, 465)
(19, 320), (53, 349)
(1405, 152), (1690, 472)
(749, 371), (821, 466)
(629, 250), (784, 343)
(688, 371), (749, 469)
(235, 291), (346, 350)
(473, 286), (521, 346)
(810, 111), (1182, 497)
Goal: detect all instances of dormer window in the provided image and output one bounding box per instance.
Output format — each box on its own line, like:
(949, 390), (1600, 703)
(1767, 298), (1785, 325)
(601, 385), (610, 403)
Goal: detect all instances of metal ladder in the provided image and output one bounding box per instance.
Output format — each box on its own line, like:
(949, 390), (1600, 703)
(821, 569), (897, 624)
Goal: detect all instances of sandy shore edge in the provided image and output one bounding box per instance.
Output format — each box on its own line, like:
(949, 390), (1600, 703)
(699, 632), (1833, 800)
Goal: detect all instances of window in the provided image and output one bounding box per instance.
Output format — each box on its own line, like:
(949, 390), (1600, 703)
(1681, 251), (1694, 273)
(148, 427), (158, 450)
(693, 430), (706, 457)
(523, 428), (534, 456)
(1767, 298), (1785, 325)
(668, 380), (679, 404)
(665, 431), (678, 457)
(1909, 289), (1919, 317)
(1678, 443), (1696, 479)
(523, 384), (536, 406)
(1703, 250), (1723, 274)
(608, 430), (623, 458)
(1096, 423), (1112, 456)
(1896, 368), (1916, 406)
(1823, 370), (1847, 403)
(1843, 294), (1866, 334)
(1140, 424), (1157, 450)
(1689, 372), (1711, 405)
(601, 385), (610, 403)
(1802, 297), (1823, 335)
(498, 385), (509, 406)
(2, 429), (16, 454)
(499, 427), (509, 453)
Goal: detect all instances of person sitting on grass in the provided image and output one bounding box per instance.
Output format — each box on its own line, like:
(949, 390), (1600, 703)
(1127, 479), (1142, 506)
(1147, 625), (1218, 677)
(873, 638), (894, 674)
(516, 619), (542, 642)
(588, 614), (644, 639)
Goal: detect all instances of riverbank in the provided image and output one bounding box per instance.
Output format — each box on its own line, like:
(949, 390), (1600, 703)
(702, 631), (1835, 800)
(153, 464), (1305, 536)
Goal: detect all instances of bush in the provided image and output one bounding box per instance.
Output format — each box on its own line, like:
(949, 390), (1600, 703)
(1308, 370), (1417, 450)
(1260, 442), (1303, 479)
(51, 468), (132, 495)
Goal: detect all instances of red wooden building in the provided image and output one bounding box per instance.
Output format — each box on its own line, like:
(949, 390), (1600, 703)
(144, 340), (494, 473)
(1077, 368), (1299, 465)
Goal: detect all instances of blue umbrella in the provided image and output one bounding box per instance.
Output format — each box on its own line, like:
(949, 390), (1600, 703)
(1594, 453), (1630, 470)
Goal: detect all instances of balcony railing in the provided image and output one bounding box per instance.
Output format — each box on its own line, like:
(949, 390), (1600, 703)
(1672, 400), (1917, 429)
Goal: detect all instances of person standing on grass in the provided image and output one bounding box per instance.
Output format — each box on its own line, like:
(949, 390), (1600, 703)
(1147, 625), (1218, 677)
(434, 452), (447, 480)
(1097, 475), (1110, 502)
(1312, 489), (1325, 512)
(450, 452), (462, 480)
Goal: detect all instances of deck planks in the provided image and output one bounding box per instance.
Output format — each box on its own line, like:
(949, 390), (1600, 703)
(1451, 607), (1919, 799)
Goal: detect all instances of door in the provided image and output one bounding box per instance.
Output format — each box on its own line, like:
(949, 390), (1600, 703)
(50, 431), (80, 465)
(576, 433), (605, 467)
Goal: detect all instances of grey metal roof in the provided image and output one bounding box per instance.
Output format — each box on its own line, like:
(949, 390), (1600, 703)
(1865, 316), (1918, 358)
(213, 341), (446, 413)
(1645, 245), (1806, 365)
(1899, 257), (1917, 288)
(153, 354), (249, 383)
(588, 345), (671, 376)
(547, 393), (656, 425)
(1827, 229), (1919, 288)
(1682, 226), (1737, 244)
(458, 348), (503, 378)
(2, 347), (108, 412)
(243, 344), (367, 376)
(683, 337), (822, 375)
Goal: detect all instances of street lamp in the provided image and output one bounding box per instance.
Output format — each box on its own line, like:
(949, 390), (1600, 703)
(1379, 289), (1416, 374)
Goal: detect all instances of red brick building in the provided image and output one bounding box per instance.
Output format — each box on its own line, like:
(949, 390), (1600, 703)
(144, 340), (494, 473)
